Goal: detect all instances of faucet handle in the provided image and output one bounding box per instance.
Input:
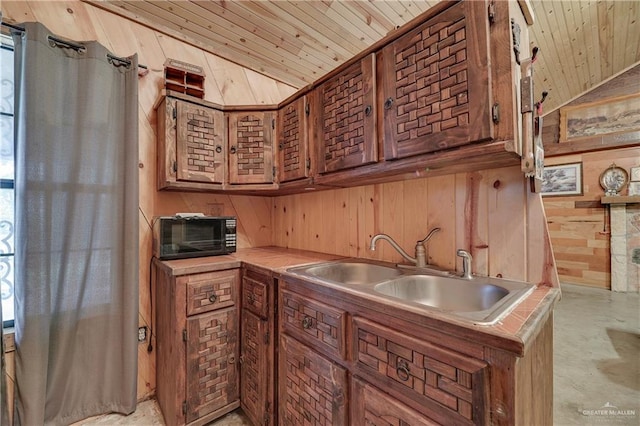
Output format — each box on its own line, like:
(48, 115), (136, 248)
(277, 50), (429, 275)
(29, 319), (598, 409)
(418, 227), (441, 244)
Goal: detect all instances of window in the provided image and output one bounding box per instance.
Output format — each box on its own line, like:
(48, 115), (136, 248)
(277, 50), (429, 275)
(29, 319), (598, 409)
(0, 34), (15, 327)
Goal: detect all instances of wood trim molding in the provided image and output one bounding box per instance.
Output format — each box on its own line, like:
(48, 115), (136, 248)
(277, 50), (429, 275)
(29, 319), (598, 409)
(545, 130), (640, 157)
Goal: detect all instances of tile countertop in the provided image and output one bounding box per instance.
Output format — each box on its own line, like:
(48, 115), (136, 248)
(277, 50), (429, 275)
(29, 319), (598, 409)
(155, 246), (342, 276)
(155, 246), (560, 356)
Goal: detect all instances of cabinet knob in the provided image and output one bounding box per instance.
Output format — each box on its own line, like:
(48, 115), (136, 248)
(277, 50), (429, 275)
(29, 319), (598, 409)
(247, 293), (256, 305)
(384, 97), (394, 110)
(396, 359), (410, 382)
(228, 354), (236, 364)
(230, 145), (237, 155)
(215, 145), (222, 153)
(208, 293), (217, 303)
(301, 316), (314, 329)
(364, 105), (372, 116)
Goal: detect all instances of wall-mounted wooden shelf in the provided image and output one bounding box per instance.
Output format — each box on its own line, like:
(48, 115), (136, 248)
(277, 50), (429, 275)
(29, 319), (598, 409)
(600, 195), (640, 205)
(164, 58), (205, 99)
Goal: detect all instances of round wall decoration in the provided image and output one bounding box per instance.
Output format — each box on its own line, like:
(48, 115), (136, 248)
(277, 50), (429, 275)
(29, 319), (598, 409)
(599, 163), (629, 196)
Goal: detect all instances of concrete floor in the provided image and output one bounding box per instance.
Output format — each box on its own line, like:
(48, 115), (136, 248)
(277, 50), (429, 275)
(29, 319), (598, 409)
(553, 283), (639, 425)
(79, 283), (639, 425)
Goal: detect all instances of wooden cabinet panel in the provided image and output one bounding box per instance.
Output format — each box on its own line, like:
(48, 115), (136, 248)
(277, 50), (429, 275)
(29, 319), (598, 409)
(381, 1), (493, 159)
(228, 111), (275, 184)
(176, 100), (226, 184)
(277, 96), (309, 182)
(278, 334), (348, 426)
(240, 310), (270, 426)
(186, 307), (239, 423)
(313, 54), (377, 173)
(280, 288), (347, 360)
(352, 316), (489, 425)
(351, 377), (439, 426)
(184, 269), (238, 316)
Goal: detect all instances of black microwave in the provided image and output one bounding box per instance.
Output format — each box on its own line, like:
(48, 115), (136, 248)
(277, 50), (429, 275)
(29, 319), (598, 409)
(153, 215), (237, 260)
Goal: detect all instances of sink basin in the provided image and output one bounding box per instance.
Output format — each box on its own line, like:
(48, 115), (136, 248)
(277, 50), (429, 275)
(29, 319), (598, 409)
(285, 259), (535, 325)
(373, 274), (534, 324)
(292, 260), (403, 285)
(374, 275), (509, 312)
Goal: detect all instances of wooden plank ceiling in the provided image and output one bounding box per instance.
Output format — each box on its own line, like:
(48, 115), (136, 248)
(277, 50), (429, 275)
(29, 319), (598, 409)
(86, 0), (640, 113)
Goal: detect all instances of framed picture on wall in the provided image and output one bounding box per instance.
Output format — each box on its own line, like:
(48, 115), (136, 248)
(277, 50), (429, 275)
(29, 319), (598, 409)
(541, 162), (583, 197)
(559, 93), (640, 142)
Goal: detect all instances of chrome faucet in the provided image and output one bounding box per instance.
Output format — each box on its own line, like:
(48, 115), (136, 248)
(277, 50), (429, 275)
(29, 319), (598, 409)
(456, 249), (473, 279)
(369, 228), (441, 267)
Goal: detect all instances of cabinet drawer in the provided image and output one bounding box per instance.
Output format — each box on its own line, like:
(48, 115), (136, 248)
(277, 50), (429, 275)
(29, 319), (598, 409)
(242, 273), (269, 319)
(352, 317), (489, 425)
(280, 289), (347, 360)
(184, 269), (239, 316)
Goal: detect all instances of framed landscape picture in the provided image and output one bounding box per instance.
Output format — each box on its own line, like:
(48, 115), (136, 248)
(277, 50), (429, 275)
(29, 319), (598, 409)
(541, 162), (583, 197)
(559, 93), (640, 142)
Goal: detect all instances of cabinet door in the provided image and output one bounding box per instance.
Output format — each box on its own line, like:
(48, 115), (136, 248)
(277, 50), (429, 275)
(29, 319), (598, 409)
(185, 307), (239, 423)
(277, 96), (309, 183)
(313, 54), (377, 173)
(228, 111), (275, 184)
(240, 310), (272, 426)
(351, 378), (439, 426)
(278, 334), (347, 426)
(175, 99), (226, 184)
(381, 1), (493, 159)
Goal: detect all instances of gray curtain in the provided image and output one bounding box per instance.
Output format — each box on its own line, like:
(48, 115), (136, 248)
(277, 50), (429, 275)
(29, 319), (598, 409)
(12, 23), (138, 425)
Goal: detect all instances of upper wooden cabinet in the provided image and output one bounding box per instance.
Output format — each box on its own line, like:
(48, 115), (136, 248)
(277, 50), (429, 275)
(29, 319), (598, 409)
(155, 0), (528, 194)
(227, 111), (276, 185)
(156, 96), (226, 190)
(312, 54), (377, 174)
(381, 0), (493, 160)
(277, 96), (310, 183)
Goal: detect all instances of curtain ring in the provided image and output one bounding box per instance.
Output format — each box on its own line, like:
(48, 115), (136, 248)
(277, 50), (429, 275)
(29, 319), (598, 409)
(107, 54), (132, 70)
(47, 35), (86, 54)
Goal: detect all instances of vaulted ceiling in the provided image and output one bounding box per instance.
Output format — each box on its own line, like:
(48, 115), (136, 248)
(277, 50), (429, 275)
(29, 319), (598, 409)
(86, 0), (640, 114)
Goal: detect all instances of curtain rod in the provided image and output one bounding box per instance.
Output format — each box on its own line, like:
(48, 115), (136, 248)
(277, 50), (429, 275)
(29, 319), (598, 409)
(1, 20), (148, 70)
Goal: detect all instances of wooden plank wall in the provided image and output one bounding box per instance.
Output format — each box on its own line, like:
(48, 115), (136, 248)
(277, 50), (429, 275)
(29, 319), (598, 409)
(273, 166), (559, 288)
(543, 147), (640, 289)
(540, 65), (640, 289)
(1, 0), (293, 403)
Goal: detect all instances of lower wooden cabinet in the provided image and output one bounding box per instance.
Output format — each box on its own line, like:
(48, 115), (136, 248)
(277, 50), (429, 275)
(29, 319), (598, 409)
(277, 278), (553, 426)
(239, 268), (275, 426)
(155, 264), (241, 426)
(278, 334), (348, 425)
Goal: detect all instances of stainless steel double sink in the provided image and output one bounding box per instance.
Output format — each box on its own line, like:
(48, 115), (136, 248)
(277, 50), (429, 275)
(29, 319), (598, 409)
(286, 258), (535, 325)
